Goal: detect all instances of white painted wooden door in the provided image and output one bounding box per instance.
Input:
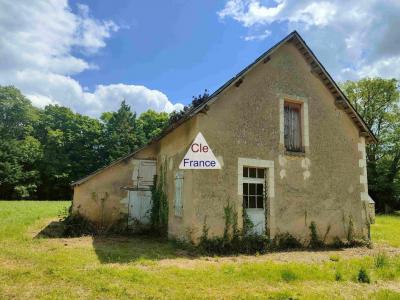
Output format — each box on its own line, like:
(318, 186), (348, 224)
(128, 190), (152, 224)
(128, 160), (156, 225)
(242, 167), (266, 235)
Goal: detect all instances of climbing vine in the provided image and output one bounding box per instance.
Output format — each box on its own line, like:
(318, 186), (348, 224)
(150, 160), (169, 236)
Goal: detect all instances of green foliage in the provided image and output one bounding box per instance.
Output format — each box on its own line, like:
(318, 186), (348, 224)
(199, 204), (271, 255)
(309, 221), (324, 249)
(136, 110), (169, 145)
(329, 255), (340, 262)
(61, 213), (96, 237)
(223, 200), (236, 241)
(347, 217), (355, 243)
(342, 78), (400, 211)
(0, 86), (170, 200)
(281, 269), (297, 282)
(35, 105), (103, 199)
(150, 162), (168, 236)
(357, 267), (371, 283)
(0, 86), (42, 199)
(100, 100), (139, 162)
(272, 233), (302, 249)
(242, 207), (254, 235)
(169, 89), (209, 124)
(375, 252), (388, 268)
(335, 270), (343, 281)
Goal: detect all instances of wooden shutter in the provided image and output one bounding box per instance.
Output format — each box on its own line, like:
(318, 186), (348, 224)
(284, 103), (302, 151)
(174, 171), (184, 216)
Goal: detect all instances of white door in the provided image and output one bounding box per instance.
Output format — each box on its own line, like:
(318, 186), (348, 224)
(242, 167), (266, 235)
(128, 160), (156, 225)
(128, 190), (152, 224)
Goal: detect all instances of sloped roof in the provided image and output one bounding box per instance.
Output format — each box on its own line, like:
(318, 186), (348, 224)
(157, 30), (376, 144)
(72, 30), (376, 187)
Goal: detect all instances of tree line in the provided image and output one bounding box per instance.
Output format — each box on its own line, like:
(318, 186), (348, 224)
(0, 78), (399, 211)
(0, 86), (169, 200)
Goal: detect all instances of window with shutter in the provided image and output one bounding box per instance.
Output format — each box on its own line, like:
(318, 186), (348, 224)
(284, 102), (303, 152)
(174, 171), (184, 217)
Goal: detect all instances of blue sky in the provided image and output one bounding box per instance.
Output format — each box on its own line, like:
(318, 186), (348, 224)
(1, 0), (399, 116)
(70, 0), (287, 105)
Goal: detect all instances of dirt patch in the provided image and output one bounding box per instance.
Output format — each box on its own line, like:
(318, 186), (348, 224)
(157, 244), (400, 268)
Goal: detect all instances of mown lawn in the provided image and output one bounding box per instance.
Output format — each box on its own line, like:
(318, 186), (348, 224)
(1, 201), (400, 299)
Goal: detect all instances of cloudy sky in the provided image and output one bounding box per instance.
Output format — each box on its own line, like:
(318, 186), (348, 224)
(0, 0), (399, 117)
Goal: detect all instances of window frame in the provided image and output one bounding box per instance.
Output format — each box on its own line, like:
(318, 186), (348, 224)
(242, 166), (266, 209)
(284, 100), (304, 153)
(174, 171), (184, 217)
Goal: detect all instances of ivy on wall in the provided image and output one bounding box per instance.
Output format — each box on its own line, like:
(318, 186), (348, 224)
(150, 160), (169, 236)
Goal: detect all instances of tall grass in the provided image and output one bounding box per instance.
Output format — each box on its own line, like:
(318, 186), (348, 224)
(0, 202), (400, 299)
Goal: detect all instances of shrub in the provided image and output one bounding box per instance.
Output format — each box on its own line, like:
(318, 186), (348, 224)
(331, 237), (346, 248)
(272, 233), (302, 249)
(309, 221), (324, 249)
(62, 213), (96, 237)
(375, 252), (388, 268)
(329, 255), (340, 262)
(357, 267), (370, 283)
(347, 218), (354, 243)
(281, 269), (297, 282)
(150, 165), (168, 236)
(335, 270), (343, 281)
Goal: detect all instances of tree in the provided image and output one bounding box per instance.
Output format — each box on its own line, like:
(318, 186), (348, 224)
(0, 86), (42, 199)
(34, 105), (103, 199)
(341, 78), (400, 211)
(101, 100), (139, 162)
(169, 89), (209, 124)
(136, 110), (169, 145)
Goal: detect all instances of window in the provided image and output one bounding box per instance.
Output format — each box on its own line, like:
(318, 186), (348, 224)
(243, 167), (265, 209)
(174, 171), (184, 216)
(284, 102), (303, 152)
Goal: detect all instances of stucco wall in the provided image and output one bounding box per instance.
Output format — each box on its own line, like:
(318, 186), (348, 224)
(72, 145), (156, 226)
(182, 41), (368, 243)
(154, 117), (199, 241)
(72, 40), (369, 243)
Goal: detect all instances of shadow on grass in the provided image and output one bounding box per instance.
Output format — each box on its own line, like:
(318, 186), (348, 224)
(35, 220), (195, 264)
(35, 220), (65, 238)
(35, 220), (359, 265)
(92, 235), (193, 263)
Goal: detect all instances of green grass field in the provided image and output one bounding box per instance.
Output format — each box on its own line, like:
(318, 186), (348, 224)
(1, 201), (400, 299)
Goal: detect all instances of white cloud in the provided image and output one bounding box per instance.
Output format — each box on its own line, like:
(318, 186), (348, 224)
(89, 84), (184, 116)
(243, 29), (271, 41)
(0, 0), (182, 116)
(218, 0), (400, 81)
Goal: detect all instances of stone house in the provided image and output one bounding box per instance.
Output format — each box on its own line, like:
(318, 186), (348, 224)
(71, 31), (376, 243)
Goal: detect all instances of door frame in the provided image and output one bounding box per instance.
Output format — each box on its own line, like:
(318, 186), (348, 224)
(238, 158), (275, 237)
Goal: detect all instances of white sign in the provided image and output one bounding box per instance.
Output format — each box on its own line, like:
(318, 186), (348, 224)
(179, 132), (221, 169)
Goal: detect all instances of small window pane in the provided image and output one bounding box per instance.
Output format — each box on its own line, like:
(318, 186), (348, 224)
(243, 196), (248, 208)
(249, 168), (257, 178)
(256, 184), (263, 196)
(249, 196), (256, 208)
(243, 167), (248, 177)
(249, 183), (256, 195)
(257, 196), (264, 208)
(257, 168), (265, 178)
(243, 183), (248, 195)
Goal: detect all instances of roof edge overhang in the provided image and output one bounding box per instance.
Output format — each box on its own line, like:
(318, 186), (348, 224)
(72, 30), (377, 187)
(154, 31), (376, 144)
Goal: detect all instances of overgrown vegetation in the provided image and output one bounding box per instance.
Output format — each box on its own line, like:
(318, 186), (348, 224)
(342, 78), (400, 211)
(168, 89), (209, 125)
(150, 162), (168, 236)
(357, 267), (371, 283)
(1, 201), (400, 299)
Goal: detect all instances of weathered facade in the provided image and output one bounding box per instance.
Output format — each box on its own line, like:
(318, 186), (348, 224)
(72, 31), (376, 243)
